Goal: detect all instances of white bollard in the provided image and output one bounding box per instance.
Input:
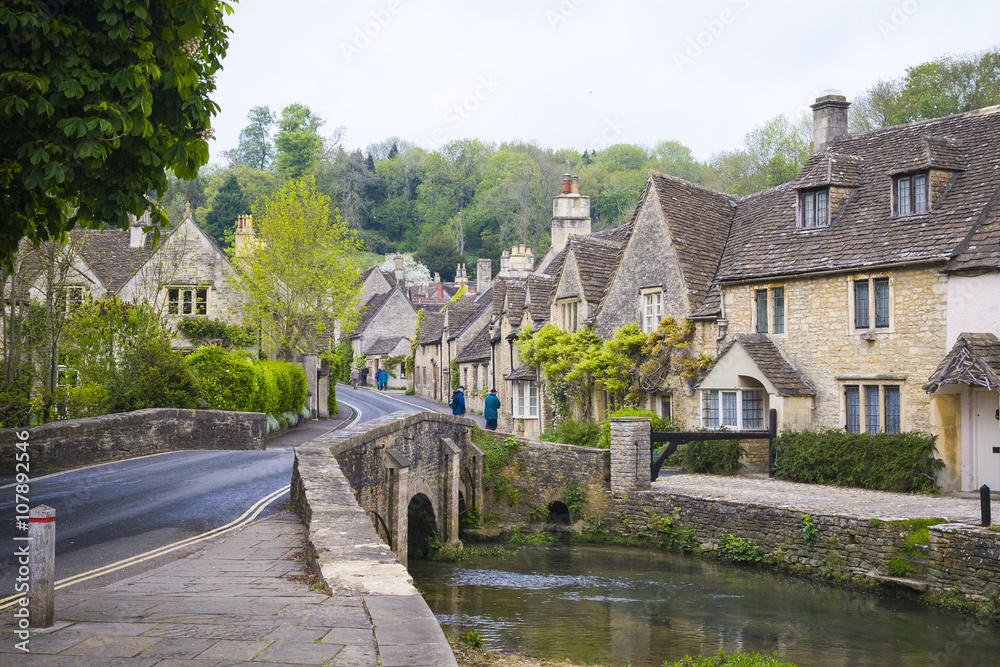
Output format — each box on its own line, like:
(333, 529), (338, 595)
(28, 505), (55, 628)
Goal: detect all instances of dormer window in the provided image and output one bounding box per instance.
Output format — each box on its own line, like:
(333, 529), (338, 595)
(894, 172), (928, 216)
(799, 189), (828, 228)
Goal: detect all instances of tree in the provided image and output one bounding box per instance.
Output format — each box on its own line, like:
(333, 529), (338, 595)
(232, 178), (363, 358)
(0, 0), (234, 268)
(414, 234), (462, 281)
(707, 114), (812, 195)
(274, 103), (326, 179)
(849, 79), (908, 133)
(203, 174), (249, 246)
(228, 105), (276, 170)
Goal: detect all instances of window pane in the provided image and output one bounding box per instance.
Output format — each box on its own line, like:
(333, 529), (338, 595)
(874, 278), (889, 328)
(529, 382), (538, 417)
(802, 192), (814, 227)
(898, 177), (911, 216)
(845, 385), (860, 433)
(655, 293), (662, 323)
(660, 394), (672, 420)
(742, 389), (764, 430)
(884, 385), (901, 434)
(865, 385), (881, 433)
(755, 289), (768, 333)
(196, 288), (207, 315)
(703, 390), (719, 429)
(914, 174), (927, 214)
(722, 391), (738, 428)
(772, 287), (784, 334)
(816, 190), (828, 226)
(854, 280), (870, 328)
(168, 288), (179, 315)
(644, 295), (653, 332)
(182, 289), (192, 315)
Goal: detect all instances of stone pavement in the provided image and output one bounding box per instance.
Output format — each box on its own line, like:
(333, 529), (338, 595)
(654, 473), (1000, 522)
(0, 512), (457, 667)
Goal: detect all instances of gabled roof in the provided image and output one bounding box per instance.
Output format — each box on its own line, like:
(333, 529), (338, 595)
(791, 152), (865, 189)
(503, 280), (527, 317)
(889, 135), (966, 174)
(924, 333), (1000, 393)
(455, 326), (492, 363)
(946, 191), (1000, 272)
(76, 229), (155, 293)
(718, 106), (1000, 282)
(367, 336), (406, 356)
(505, 363), (537, 381)
(526, 274), (555, 319)
(450, 288), (493, 340)
(706, 333), (815, 397)
(649, 171), (736, 312)
(566, 236), (624, 303)
(359, 266), (397, 289)
(418, 311), (445, 345)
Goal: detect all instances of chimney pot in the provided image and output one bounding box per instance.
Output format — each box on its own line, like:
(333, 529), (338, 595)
(570, 175), (579, 195)
(562, 174), (572, 194)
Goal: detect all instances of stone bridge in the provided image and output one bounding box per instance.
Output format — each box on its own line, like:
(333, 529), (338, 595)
(292, 410), (482, 568)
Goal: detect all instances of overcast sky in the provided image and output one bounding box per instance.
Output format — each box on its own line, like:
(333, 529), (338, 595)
(208, 0), (1000, 164)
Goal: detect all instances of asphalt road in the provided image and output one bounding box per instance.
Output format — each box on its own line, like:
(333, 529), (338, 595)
(0, 389), (448, 602)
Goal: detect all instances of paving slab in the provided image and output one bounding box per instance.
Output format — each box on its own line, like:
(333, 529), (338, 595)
(0, 512), (456, 666)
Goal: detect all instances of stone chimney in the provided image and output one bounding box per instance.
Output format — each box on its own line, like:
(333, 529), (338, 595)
(498, 250), (510, 277)
(394, 252), (405, 286)
(456, 263), (467, 286)
(129, 210), (150, 249)
(477, 258), (492, 293)
(234, 213), (255, 258)
(506, 245), (534, 278)
(551, 174), (591, 255)
(811, 94), (850, 153)
(435, 272), (443, 299)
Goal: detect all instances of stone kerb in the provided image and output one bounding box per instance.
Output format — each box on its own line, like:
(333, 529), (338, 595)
(0, 408), (266, 471)
(610, 417), (651, 494)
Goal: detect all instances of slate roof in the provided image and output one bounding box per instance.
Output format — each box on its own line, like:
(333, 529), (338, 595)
(505, 363), (538, 381)
(713, 333), (814, 397)
(451, 287), (493, 340)
(566, 236), (624, 303)
(946, 193), (1000, 272)
(504, 280), (527, 316)
(718, 105), (1000, 282)
(76, 229), (155, 293)
(418, 311), (445, 345)
(924, 333), (1000, 393)
(649, 172), (736, 312)
(455, 326), (492, 363)
(359, 266), (397, 289)
(526, 274), (555, 319)
(791, 153), (865, 189)
(367, 336), (405, 355)
(445, 295), (479, 340)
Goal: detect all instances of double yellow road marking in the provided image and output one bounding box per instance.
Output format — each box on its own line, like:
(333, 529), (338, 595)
(0, 484), (289, 612)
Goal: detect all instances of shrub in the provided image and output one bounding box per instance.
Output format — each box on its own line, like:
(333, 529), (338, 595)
(107, 339), (202, 412)
(676, 439), (745, 475)
(186, 345), (258, 411)
(177, 317), (256, 349)
(773, 429), (945, 493)
(719, 534), (764, 563)
(63, 383), (108, 419)
(323, 354), (340, 416)
(265, 414), (280, 433)
(260, 360), (306, 413)
(664, 650), (794, 666)
(540, 419), (603, 448)
(253, 363), (280, 415)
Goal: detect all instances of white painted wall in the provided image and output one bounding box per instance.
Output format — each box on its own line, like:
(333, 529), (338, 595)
(947, 273), (1000, 348)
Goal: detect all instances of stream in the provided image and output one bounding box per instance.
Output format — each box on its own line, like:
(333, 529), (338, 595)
(410, 542), (1000, 666)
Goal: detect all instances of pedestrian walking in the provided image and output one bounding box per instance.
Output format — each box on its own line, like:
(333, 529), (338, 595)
(484, 388), (500, 430)
(350, 367), (359, 390)
(449, 385), (466, 416)
(360, 367), (368, 387)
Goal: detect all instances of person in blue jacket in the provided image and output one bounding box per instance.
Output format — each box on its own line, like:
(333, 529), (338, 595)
(450, 385), (466, 416)
(483, 388), (500, 430)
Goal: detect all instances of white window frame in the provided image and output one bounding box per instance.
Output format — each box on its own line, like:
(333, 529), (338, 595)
(842, 381), (903, 434)
(700, 388), (766, 430)
(167, 286), (209, 316)
(59, 286), (85, 314)
(512, 380), (539, 419)
(641, 289), (663, 334)
(649, 392), (673, 422)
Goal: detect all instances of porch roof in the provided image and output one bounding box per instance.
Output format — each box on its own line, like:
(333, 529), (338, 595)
(924, 333), (1000, 393)
(701, 333), (814, 397)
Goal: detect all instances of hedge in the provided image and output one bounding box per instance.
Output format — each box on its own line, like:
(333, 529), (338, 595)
(772, 429), (945, 493)
(187, 346), (307, 420)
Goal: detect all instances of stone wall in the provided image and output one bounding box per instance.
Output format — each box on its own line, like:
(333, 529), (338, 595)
(928, 523), (1000, 598)
(721, 265), (948, 435)
(0, 408), (265, 471)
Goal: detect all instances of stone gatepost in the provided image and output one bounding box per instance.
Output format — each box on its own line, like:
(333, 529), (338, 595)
(384, 448), (411, 567)
(441, 438), (461, 544)
(609, 417), (651, 494)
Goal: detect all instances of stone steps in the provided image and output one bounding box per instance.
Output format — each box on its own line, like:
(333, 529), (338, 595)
(873, 575), (929, 592)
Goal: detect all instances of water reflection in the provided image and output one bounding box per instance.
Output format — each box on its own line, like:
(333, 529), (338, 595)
(410, 543), (1000, 666)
